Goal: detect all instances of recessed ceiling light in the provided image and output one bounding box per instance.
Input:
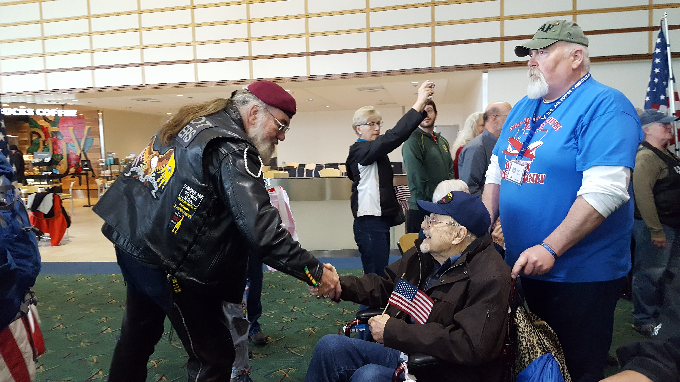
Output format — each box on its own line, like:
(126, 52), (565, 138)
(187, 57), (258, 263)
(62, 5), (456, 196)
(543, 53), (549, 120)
(177, 94), (183, 97)
(1, 104), (8, 106)
(126, 107), (131, 109)
(285, 89), (291, 92)
(167, 112), (172, 115)
(411, 81), (418, 84)
(325, 105), (330, 108)
(307, 99), (313, 101)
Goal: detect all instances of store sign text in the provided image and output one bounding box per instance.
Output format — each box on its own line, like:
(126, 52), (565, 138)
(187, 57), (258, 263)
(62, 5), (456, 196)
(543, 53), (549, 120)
(1, 108), (78, 117)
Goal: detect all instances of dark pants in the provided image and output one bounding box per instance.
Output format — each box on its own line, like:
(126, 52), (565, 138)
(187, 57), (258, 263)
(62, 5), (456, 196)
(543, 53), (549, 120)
(405, 208), (427, 234)
(521, 277), (625, 382)
(109, 247), (235, 382)
(353, 216), (391, 278)
(246, 252), (263, 336)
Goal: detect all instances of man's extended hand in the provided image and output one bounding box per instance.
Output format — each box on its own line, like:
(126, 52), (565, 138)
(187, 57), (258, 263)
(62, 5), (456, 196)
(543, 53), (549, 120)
(511, 245), (556, 279)
(368, 314), (390, 344)
(317, 263), (341, 301)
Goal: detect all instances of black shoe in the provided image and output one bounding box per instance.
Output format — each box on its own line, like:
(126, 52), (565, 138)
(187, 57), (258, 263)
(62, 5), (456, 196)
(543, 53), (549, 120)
(249, 331), (269, 346)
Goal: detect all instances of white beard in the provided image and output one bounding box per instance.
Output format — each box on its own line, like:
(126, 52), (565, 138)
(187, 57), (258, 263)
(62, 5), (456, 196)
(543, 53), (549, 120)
(248, 117), (276, 163)
(419, 240), (430, 254)
(527, 69), (549, 99)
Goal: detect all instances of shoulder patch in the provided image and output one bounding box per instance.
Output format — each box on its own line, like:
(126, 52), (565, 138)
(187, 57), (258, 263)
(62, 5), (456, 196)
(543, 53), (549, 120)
(176, 117), (215, 147)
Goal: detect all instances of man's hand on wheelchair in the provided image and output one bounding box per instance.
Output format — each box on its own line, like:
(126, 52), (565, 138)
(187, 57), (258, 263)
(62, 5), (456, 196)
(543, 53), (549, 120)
(368, 314), (389, 343)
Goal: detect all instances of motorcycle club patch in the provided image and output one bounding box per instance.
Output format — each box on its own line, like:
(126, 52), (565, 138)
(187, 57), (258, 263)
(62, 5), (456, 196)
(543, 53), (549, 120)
(176, 117), (214, 147)
(169, 184), (205, 234)
(124, 136), (176, 198)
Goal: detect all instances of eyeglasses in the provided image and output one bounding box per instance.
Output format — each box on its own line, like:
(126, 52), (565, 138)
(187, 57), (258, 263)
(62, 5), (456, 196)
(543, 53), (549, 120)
(360, 121), (383, 128)
(265, 107), (290, 133)
(424, 214), (459, 228)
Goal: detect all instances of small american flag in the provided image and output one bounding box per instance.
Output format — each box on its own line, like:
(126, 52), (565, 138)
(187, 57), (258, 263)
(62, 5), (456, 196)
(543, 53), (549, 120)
(394, 185), (411, 210)
(388, 278), (433, 325)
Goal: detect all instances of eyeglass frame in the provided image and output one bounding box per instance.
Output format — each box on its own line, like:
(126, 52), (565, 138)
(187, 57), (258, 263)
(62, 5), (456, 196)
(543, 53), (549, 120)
(424, 213), (459, 228)
(358, 121), (384, 128)
(264, 106), (290, 134)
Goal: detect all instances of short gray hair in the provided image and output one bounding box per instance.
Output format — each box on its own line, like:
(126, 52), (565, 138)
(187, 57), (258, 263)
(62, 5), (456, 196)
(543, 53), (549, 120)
(352, 106), (382, 133)
(561, 41), (590, 72)
(233, 89), (268, 111)
(432, 180), (469, 202)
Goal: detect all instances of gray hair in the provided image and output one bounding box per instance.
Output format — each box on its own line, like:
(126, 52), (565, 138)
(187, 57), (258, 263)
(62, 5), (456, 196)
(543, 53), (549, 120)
(233, 89), (268, 111)
(352, 106), (382, 134)
(561, 41), (590, 72)
(432, 179), (469, 202)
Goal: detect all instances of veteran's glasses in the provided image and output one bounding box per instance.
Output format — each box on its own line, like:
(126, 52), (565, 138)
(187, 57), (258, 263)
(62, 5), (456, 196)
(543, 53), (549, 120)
(265, 107), (290, 133)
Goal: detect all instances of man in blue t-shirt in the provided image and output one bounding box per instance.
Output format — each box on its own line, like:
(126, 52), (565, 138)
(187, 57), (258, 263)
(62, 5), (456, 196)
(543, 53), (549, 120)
(482, 20), (643, 382)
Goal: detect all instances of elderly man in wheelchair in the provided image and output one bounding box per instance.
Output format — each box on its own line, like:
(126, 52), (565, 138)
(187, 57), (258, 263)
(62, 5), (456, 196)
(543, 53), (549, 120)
(306, 191), (512, 382)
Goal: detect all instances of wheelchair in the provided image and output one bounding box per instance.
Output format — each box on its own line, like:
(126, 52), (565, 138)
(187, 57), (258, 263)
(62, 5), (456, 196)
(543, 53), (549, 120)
(342, 281), (519, 382)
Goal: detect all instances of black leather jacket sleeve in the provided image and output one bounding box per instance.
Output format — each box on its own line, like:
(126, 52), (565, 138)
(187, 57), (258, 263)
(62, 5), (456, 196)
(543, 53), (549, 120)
(204, 139), (325, 285)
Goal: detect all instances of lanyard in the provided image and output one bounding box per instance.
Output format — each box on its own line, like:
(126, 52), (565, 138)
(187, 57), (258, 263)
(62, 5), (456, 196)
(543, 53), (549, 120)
(518, 73), (591, 158)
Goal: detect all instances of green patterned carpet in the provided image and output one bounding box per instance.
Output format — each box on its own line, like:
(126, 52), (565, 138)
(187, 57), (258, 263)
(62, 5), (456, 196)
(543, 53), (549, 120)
(32, 270), (642, 381)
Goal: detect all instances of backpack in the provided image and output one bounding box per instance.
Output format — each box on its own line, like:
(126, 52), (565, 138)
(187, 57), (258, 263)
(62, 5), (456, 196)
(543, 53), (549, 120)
(0, 152), (41, 330)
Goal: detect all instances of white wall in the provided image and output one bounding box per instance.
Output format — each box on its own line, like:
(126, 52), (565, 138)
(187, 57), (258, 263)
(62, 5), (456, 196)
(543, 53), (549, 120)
(489, 60), (678, 110)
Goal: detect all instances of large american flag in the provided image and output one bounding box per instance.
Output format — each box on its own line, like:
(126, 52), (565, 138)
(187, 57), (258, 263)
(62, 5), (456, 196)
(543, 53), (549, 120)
(644, 24), (680, 116)
(388, 278), (433, 325)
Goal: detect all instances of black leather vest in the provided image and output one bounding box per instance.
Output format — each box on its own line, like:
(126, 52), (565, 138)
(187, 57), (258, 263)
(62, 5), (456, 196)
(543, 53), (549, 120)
(634, 141), (680, 228)
(94, 107), (253, 279)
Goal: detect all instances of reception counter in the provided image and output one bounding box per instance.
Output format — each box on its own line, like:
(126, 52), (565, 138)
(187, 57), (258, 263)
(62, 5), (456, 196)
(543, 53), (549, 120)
(267, 176), (406, 254)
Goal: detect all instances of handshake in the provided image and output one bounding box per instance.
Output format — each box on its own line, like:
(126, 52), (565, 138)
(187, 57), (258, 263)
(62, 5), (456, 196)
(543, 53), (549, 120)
(309, 263), (342, 301)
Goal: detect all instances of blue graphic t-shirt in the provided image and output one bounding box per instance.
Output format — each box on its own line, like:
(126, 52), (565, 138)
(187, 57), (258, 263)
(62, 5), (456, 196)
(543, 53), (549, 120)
(493, 77), (643, 282)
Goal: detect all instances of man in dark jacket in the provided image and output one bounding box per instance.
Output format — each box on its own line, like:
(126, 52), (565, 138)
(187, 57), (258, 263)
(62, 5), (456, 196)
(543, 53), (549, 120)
(305, 191), (511, 382)
(94, 81), (340, 382)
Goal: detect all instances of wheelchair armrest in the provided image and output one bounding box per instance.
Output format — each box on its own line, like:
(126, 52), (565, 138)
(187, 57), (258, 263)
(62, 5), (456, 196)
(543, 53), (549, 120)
(355, 308), (384, 323)
(408, 353), (442, 369)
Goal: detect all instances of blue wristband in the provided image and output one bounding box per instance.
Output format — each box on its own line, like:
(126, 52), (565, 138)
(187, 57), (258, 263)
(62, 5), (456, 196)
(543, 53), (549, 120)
(541, 242), (558, 259)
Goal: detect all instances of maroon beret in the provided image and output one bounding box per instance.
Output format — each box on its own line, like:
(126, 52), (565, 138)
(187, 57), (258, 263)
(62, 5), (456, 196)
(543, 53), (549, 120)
(246, 80), (296, 118)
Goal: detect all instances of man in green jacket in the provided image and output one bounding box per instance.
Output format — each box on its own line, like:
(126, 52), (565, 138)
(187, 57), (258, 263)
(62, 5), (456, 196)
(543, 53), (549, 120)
(402, 100), (455, 233)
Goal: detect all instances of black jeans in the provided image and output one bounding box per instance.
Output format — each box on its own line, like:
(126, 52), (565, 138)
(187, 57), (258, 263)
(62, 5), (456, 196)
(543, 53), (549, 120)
(521, 277), (625, 382)
(109, 247), (235, 382)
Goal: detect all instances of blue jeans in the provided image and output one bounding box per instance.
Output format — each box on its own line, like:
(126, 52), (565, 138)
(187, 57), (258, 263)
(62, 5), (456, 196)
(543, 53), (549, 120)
(632, 219), (679, 327)
(246, 252), (264, 336)
(353, 216), (391, 278)
(304, 335), (402, 382)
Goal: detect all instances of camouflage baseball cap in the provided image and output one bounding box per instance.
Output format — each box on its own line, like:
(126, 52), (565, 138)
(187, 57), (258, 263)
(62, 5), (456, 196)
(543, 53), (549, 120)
(515, 20), (589, 57)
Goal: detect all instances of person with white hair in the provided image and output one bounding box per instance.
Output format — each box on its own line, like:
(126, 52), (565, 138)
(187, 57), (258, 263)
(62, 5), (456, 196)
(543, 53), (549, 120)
(482, 20), (643, 381)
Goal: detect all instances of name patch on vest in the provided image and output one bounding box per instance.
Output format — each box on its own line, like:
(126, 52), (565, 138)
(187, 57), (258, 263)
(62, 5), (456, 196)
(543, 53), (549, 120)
(176, 117), (214, 147)
(124, 136), (176, 198)
(169, 184), (205, 234)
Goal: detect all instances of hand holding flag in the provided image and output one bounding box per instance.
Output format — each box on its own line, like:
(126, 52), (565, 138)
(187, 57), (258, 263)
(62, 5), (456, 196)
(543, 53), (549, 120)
(388, 278), (434, 325)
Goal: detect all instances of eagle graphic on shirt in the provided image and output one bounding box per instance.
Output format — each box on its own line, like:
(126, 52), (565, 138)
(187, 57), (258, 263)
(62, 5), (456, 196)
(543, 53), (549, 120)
(499, 116), (563, 185)
(124, 136), (176, 198)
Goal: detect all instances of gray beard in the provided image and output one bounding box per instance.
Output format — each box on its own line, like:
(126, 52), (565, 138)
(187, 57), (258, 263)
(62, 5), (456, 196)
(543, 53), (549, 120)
(248, 118), (276, 163)
(527, 69), (549, 99)
(419, 241), (430, 254)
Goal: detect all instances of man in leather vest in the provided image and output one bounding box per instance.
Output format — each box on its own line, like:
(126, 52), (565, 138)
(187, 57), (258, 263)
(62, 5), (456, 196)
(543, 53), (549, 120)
(94, 80), (340, 382)
(631, 109), (680, 338)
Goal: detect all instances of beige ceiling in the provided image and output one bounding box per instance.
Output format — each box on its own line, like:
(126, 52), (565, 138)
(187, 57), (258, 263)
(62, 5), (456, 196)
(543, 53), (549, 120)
(1, 70), (483, 116)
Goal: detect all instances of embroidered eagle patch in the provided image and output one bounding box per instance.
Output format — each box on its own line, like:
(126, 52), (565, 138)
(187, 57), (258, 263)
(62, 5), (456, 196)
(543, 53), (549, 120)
(124, 136), (176, 198)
